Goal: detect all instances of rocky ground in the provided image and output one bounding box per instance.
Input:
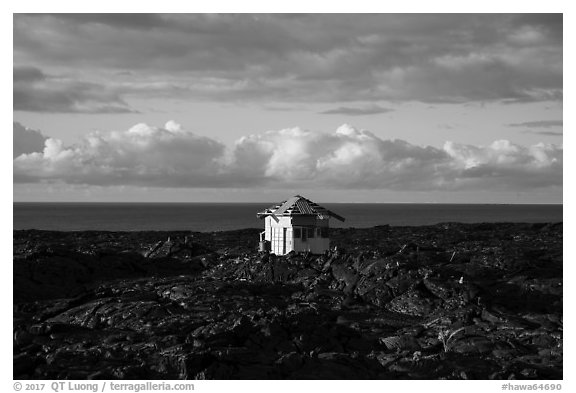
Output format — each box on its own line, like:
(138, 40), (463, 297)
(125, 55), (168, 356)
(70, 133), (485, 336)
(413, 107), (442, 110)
(13, 223), (562, 379)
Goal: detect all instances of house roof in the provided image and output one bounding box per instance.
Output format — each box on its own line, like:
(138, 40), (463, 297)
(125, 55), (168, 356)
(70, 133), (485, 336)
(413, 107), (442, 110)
(257, 195), (345, 222)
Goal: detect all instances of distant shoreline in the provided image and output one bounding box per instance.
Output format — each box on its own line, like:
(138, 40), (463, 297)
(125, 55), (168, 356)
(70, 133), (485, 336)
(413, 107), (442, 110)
(13, 221), (563, 234)
(13, 201), (563, 206)
(14, 203), (563, 232)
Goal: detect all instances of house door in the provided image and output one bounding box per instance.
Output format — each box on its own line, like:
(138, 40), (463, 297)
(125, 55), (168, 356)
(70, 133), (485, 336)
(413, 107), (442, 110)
(282, 228), (286, 254)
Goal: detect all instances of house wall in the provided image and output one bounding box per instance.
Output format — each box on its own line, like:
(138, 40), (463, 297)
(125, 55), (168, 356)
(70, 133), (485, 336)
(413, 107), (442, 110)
(293, 236), (329, 254)
(265, 216), (294, 255)
(292, 217), (330, 254)
(264, 215), (331, 255)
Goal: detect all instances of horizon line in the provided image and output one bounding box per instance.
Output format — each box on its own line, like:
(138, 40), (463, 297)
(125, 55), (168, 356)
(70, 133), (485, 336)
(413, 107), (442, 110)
(13, 201), (563, 206)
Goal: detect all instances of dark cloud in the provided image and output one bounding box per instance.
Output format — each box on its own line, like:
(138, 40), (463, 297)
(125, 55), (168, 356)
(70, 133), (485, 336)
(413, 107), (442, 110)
(13, 66), (137, 113)
(502, 90), (563, 104)
(45, 13), (172, 30)
(13, 14), (563, 105)
(13, 122), (48, 158)
(522, 130), (562, 137)
(319, 105), (394, 116)
(14, 122), (562, 192)
(512, 14), (563, 40)
(508, 120), (563, 128)
(13, 66), (46, 82)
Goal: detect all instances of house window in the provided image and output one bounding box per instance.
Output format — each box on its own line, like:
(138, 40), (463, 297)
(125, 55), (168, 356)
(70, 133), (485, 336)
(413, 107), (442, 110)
(293, 228), (301, 239)
(321, 227), (329, 238)
(308, 227), (315, 238)
(316, 228), (321, 237)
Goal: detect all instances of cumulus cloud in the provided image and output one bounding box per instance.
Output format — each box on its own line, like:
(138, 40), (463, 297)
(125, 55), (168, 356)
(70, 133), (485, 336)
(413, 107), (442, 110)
(231, 125), (449, 189)
(14, 121), (230, 186)
(232, 125), (562, 190)
(13, 122), (48, 159)
(319, 105), (394, 116)
(443, 140), (562, 189)
(13, 14), (562, 105)
(13, 66), (136, 113)
(14, 122), (562, 192)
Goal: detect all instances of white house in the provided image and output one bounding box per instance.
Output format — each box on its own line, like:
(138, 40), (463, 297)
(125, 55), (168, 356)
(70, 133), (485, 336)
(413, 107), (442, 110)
(257, 195), (345, 255)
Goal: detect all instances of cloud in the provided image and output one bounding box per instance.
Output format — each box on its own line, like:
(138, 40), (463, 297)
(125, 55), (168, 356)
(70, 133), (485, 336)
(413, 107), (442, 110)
(13, 14), (562, 104)
(232, 124), (562, 190)
(42, 13), (172, 30)
(507, 120), (563, 128)
(230, 125), (449, 189)
(14, 121), (230, 186)
(15, 122), (561, 192)
(14, 122), (562, 192)
(14, 66), (46, 82)
(13, 66), (136, 113)
(13, 122), (48, 159)
(522, 130), (562, 137)
(443, 140), (562, 189)
(319, 105), (394, 116)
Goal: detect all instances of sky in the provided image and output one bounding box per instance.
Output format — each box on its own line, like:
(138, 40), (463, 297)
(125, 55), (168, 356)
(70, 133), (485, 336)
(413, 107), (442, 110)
(13, 13), (563, 203)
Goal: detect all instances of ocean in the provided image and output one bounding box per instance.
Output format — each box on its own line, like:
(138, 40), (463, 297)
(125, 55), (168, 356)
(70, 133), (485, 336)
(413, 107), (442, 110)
(13, 202), (563, 232)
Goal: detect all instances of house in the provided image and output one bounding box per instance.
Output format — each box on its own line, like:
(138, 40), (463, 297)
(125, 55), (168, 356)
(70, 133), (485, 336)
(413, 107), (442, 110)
(256, 195), (345, 255)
